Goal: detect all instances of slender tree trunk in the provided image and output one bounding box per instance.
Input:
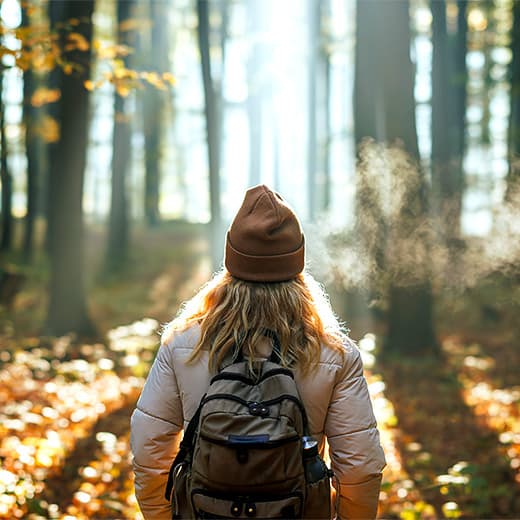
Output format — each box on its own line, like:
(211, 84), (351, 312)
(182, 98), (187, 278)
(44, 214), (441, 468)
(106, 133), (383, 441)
(247, 0), (262, 187)
(106, 0), (135, 271)
(23, 67), (39, 261)
(321, 0), (331, 213)
(507, 1), (520, 201)
(431, 0), (451, 195)
(431, 0), (467, 237)
(44, 1), (66, 254)
(143, 0), (168, 226)
(22, 6), (41, 262)
(0, 67), (12, 253)
(454, 1), (468, 175)
(197, 0), (223, 270)
(46, 0), (95, 337)
(354, 0), (436, 355)
(307, 0), (319, 220)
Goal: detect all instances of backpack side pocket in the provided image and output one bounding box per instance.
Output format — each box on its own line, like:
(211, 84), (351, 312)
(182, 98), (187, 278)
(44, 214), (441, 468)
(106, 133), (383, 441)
(303, 471), (332, 520)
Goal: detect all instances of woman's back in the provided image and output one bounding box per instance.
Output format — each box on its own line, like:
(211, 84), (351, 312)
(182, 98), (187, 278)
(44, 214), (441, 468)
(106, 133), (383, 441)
(130, 185), (386, 519)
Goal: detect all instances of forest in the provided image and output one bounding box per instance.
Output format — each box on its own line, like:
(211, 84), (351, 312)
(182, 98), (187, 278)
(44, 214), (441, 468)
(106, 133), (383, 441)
(0, 0), (519, 518)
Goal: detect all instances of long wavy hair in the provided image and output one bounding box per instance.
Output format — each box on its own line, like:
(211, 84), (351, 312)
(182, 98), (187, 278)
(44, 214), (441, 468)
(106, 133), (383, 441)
(162, 269), (348, 374)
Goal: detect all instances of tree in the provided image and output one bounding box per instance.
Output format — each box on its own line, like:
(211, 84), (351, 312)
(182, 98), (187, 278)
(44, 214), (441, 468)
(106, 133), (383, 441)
(431, 0), (468, 238)
(197, 0), (226, 270)
(22, 4), (43, 262)
(319, 0), (332, 213)
(307, 0), (318, 220)
(143, 0), (169, 227)
(106, 0), (135, 270)
(46, 1), (95, 337)
(0, 65), (11, 253)
(246, 0), (263, 188)
(45, 1), (67, 255)
(507, 0), (520, 201)
(354, 0), (437, 355)
(308, 0), (332, 216)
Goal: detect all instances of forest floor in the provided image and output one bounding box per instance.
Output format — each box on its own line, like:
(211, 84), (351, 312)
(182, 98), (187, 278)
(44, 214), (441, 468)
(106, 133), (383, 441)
(0, 222), (519, 519)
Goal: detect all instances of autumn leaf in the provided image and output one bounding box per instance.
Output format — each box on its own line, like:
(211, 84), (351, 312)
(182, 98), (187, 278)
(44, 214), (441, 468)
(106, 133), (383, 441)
(34, 115), (60, 143)
(119, 18), (141, 33)
(115, 83), (131, 98)
(31, 88), (61, 107)
(84, 80), (95, 92)
(162, 72), (176, 86)
(65, 32), (90, 52)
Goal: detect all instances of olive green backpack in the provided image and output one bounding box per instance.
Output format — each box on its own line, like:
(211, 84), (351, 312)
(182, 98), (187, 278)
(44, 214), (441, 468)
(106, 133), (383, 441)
(165, 332), (334, 519)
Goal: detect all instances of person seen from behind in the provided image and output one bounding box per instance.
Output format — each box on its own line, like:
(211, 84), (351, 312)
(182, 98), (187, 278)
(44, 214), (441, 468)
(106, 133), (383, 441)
(130, 184), (386, 519)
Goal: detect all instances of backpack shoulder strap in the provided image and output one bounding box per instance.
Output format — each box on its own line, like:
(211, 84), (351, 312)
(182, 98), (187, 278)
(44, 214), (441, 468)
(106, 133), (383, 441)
(165, 395), (205, 501)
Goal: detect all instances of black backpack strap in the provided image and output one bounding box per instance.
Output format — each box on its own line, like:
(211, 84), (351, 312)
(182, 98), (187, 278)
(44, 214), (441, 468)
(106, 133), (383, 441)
(165, 396), (205, 501)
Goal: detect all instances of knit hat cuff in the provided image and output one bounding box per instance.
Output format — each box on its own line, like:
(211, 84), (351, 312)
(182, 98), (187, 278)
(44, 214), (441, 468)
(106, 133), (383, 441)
(225, 233), (305, 282)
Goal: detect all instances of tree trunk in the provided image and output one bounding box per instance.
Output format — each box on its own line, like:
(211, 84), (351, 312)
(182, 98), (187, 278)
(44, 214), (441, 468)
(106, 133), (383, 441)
(307, 0), (319, 221)
(507, 0), (520, 201)
(46, 0), (95, 337)
(106, 0), (135, 271)
(197, 0), (223, 270)
(143, 0), (168, 227)
(0, 67), (12, 253)
(44, 1), (66, 254)
(247, 0), (262, 187)
(354, 0), (437, 355)
(22, 5), (42, 262)
(431, 0), (467, 237)
(320, 0), (331, 213)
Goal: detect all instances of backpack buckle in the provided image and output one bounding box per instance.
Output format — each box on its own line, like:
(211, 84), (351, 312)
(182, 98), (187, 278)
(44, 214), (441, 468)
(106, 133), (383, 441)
(245, 502), (257, 517)
(230, 502), (242, 517)
(248, 401), (270, 417)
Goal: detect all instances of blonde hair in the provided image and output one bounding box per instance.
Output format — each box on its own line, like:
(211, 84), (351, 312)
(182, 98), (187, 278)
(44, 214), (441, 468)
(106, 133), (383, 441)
(162, 269), (348, 373)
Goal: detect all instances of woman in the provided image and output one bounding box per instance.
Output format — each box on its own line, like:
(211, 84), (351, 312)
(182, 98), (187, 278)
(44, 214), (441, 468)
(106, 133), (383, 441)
(131, 184), (386, 519)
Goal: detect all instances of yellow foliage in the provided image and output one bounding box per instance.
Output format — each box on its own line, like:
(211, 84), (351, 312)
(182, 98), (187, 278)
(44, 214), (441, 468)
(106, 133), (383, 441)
(113, 60), (128, 79)
(115, 83), (131, 98)
(34, 115), (60, 143)
(94, 41), (132, 60)
(84, 80), (95, 92)
(31, 88), (61, 107)
(162, 72), (176, 86)
(119, 19), (141, 33)
(65, 32), (90, 52)
(30, 47), (58, 73)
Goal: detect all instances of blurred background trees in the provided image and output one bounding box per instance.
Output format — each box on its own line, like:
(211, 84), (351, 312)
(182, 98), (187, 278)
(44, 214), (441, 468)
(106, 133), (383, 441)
(1, 2), (520, 518)
(0, 0), (518, 345)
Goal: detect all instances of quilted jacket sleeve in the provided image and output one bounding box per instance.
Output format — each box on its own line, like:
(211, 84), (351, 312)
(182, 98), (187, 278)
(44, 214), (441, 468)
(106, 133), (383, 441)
(325, 345), (386, 519)
(130, 342), (184, 520)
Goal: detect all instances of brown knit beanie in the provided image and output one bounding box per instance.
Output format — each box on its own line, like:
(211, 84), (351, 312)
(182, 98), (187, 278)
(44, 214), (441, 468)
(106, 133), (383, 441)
(225, 185), (305, 282)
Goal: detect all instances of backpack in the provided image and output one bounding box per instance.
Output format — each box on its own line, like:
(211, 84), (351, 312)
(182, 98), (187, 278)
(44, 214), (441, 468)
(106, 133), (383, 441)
(165, 331), (334, 519)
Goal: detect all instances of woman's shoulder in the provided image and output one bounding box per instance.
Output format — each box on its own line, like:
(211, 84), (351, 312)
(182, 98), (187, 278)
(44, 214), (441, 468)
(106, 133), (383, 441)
(317, 335), (361, 374)
(161, 322), (201, 352)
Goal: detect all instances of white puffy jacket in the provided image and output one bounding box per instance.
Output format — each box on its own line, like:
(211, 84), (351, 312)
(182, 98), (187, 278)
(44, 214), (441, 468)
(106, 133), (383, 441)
(130, 325), (386, 519)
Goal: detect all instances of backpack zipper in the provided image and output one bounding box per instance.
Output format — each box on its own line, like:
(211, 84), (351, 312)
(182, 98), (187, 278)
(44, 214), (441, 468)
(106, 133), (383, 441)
(210, 367), (294, 386)
(201, 392), (308, 427)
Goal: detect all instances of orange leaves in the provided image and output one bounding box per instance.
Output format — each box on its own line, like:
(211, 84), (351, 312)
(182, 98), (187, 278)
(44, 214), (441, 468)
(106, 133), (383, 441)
(0, 321), (153, 519)
(33, 115), (60, 143)
(65, 32), (90, 52)
(2, 22), (176, 98)
(118, 18), (142, 33)
(30, 87), (61, 107)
